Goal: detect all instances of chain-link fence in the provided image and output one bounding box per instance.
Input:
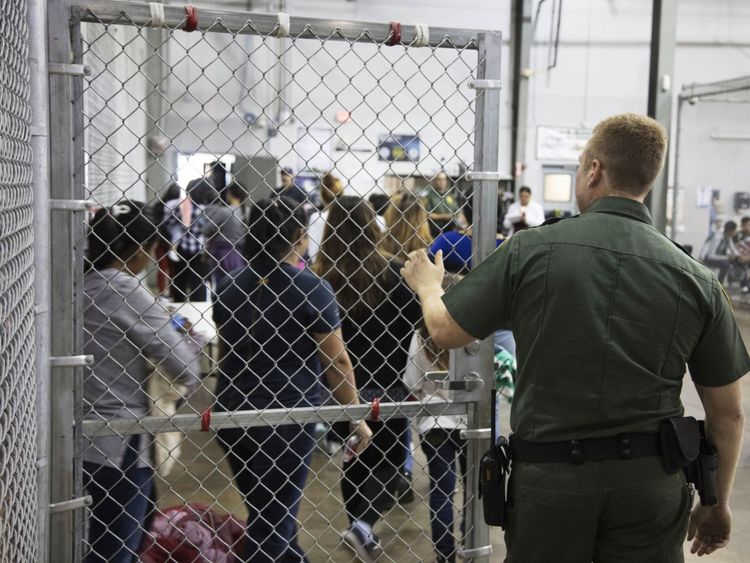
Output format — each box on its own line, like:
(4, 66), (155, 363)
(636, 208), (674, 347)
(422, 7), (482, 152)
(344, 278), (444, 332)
(671, 76), (750, 261)
(0, 0), (38, 560)
(51, 2), (502, 561)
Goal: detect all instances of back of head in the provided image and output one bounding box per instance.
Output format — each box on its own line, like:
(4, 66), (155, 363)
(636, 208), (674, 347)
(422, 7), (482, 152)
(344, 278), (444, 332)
(585, 113), (667, 196)
(368, 192), (389, 216)
(382, 191), (432, 258)
(187, 178), (220, 206)
(88, 200), (157, 270)
(314, 196), (388, 315)
(320, 172), (344, 207)
(226, 181), (249, 205)
(245, 197), (307, 268)
(724, 220), (738, 235)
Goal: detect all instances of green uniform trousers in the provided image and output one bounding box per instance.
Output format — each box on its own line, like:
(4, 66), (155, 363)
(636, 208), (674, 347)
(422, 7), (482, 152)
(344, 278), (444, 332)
(504, 457), (692, 563)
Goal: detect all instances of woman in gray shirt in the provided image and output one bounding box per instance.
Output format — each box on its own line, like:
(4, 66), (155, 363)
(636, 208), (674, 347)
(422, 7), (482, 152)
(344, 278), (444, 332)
(83, 201), (201, 563)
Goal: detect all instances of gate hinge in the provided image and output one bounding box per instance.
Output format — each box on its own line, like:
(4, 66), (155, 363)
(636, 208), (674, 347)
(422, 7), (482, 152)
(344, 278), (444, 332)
(49, 495), (92, 514)
(469, 79), (502, 90)
(50, 355), (94, 368)
(459, 545), (493, 560)
(50, 199), (93, 211)
(48, 63), (91, 77)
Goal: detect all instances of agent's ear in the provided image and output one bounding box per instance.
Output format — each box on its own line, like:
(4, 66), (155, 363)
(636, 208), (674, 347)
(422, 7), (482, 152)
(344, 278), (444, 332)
(588, 158), (603, 188)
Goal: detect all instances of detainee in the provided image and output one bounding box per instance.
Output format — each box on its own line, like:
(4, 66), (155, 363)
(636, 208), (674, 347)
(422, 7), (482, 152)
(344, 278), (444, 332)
(402, 113), (748, 562)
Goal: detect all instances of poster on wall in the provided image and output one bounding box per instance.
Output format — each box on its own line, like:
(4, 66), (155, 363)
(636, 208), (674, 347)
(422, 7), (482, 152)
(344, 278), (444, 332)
(536, 125), (592, 162)
(377, 134), (421, 162)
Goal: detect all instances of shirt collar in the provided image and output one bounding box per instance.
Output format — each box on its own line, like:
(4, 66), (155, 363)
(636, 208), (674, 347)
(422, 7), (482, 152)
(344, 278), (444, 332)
(585, 196), (653, 225)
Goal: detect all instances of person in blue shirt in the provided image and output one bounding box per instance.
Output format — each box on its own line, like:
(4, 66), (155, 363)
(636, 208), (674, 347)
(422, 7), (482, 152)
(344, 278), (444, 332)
(429, 188), (504, 274)
(213, 197), (371, 562)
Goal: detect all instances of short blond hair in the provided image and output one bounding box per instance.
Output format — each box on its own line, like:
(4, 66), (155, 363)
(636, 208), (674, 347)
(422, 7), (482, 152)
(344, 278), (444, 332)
(584, 113), (667, 195)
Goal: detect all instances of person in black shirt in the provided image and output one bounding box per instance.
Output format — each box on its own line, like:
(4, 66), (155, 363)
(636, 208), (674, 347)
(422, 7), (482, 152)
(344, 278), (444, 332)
(314, 196), (421, 562)
(213, 197), (371, 563)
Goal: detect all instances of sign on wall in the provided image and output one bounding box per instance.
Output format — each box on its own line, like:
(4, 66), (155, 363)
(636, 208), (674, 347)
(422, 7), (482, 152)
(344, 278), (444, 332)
(377, 134), (421, 162)
(536, 125), (592, 162)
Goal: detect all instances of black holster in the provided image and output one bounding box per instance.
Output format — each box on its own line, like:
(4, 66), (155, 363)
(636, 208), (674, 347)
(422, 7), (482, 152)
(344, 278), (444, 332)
(659, 416), (718, 506)
(478, 389), (511, 529)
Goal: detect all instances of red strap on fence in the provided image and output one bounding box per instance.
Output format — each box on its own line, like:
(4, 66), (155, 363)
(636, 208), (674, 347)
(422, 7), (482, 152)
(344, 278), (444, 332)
(200, 407), (211, 431)
(386, 21), (402, 46)
(184, 5), (199, 32)
(370, 397), (380, 422)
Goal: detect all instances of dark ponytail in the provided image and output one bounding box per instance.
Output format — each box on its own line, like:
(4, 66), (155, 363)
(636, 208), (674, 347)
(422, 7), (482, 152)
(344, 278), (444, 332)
(244, 197), (307, 268)
(87, 200), (158, 271)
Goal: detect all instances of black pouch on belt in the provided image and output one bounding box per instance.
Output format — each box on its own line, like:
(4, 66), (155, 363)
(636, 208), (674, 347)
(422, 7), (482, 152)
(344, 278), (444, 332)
(479, 389), (511, 529)
(658, 415), (700, 474)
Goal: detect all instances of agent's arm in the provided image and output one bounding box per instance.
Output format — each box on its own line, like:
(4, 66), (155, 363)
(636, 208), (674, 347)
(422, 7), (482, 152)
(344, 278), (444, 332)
(401, 250), (475, 349)
(688, 380), (744, 556)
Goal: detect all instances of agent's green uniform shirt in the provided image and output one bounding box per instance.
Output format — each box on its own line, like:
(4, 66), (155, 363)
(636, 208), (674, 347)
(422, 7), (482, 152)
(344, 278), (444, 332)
(443, 196), (750, 442)
(422, 186), (460, 215)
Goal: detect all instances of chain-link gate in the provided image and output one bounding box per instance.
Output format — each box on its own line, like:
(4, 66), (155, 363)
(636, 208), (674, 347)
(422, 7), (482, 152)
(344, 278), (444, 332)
(49, 2), (502, 561)
(0, 0), (38, 560)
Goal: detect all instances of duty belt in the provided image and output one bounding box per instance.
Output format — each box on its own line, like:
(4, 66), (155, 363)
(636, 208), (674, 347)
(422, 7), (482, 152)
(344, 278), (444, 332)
(510, 433), (661, 464)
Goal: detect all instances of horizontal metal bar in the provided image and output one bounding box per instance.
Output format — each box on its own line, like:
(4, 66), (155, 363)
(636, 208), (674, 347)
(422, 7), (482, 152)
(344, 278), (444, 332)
(49, 496), (92, 514)
(82, 401), (469, 437)
(466, 171), (512, 182)
(469, 79), (503, 90)
(72, 1), (492, 50)
(48, 63), (91, 76)
(50, 355), (94, 368)
(459, 545), (493, 559)
(460, 428), (491, 440)
(49, 199), (92, 211)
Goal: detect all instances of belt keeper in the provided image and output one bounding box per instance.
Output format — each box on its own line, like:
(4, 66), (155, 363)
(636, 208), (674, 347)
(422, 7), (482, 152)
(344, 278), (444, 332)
(569, 440), (584, 464)
(386, 21), (402, 46)
(200, 407), (211, 431)
(370, 397), (380, 422)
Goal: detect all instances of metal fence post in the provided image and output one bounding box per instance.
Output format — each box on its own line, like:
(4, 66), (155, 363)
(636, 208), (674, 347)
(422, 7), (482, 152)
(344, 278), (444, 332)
(460, 30), (502, 563)
(47, 0), (87, 559)
(29, 0), (51, 559)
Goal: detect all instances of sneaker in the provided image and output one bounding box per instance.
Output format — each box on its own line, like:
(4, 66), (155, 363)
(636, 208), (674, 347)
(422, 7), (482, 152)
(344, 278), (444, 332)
(394, 470), (415, 504)
(343, 525), (383, 562)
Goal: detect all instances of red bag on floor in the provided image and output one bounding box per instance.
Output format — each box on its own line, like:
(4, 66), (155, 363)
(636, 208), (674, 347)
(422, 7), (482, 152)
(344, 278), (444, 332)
(139, 503), (246, 563)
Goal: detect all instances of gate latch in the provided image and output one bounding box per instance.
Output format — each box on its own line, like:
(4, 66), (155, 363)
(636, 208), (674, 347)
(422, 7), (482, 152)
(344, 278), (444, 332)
(49, 495), (92, 514)
(426, 371), (484, 392)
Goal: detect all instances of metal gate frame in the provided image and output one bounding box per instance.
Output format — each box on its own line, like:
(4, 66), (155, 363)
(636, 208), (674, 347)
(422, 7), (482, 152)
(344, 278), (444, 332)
(47, 2), (502, 560)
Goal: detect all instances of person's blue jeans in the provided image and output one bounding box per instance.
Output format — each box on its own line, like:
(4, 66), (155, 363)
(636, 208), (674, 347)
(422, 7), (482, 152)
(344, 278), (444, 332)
(83, 436), (153, 563)
(420, 429), (467, 560)
(217, 424), (315, 563)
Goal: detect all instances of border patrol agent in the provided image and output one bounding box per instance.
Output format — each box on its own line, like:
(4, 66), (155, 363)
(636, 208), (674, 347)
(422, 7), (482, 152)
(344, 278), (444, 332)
(403, 113), (749, 562)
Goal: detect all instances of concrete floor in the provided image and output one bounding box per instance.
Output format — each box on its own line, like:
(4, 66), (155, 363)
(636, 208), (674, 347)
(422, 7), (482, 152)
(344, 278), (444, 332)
(152, 310), (750, 562)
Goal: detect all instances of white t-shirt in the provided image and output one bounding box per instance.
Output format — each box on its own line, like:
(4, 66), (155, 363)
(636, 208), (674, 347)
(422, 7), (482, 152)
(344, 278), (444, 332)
(503, 200), (545, 234)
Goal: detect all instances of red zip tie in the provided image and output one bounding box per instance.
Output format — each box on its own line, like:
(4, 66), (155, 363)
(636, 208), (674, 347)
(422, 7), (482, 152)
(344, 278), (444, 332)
(386, 21), (402, 46)
(200, 407), (211, 431)
(184, 5), (199, 32)
(370, 397), (381, 422)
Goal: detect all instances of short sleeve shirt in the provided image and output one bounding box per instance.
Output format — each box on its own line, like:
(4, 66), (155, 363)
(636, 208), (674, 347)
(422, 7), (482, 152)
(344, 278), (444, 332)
(213, 263), (340, 410)
(443, 196), (750, 441)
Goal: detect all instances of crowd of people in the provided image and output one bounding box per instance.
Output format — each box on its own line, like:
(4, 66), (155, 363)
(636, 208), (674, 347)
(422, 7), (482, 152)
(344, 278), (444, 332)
(700, 216), (750, 291)
(82, 168), (541, 563)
